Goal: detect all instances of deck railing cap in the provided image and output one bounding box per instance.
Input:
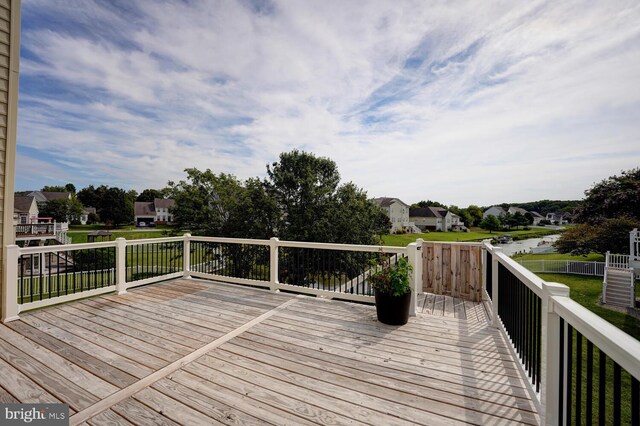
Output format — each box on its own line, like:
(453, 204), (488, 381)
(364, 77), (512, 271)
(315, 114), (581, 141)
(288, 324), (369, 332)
(542, 281), (570, 297)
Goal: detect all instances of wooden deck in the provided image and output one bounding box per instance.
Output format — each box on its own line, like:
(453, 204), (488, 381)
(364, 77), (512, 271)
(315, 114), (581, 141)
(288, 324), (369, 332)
(416, 292), (492, 321)
(0, 279), (539, 425)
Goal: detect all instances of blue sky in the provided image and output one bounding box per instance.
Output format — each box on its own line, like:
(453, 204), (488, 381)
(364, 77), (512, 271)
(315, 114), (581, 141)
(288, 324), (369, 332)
(16, 0), (640, 206)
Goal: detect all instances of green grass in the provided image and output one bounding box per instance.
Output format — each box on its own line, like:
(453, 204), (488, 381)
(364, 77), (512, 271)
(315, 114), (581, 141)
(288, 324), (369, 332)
(68, 231), (171, 244)
(513, 253), (605, 262)
(381, 228), (558, 246)
(537, 273), (639, 340)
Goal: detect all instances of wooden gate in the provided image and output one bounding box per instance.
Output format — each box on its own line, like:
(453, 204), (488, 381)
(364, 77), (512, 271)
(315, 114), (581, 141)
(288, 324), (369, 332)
(422, 242), (483, 302)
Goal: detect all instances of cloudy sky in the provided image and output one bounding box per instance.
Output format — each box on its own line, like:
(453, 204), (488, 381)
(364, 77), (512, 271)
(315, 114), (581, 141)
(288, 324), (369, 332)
(16, 0), (640, 206)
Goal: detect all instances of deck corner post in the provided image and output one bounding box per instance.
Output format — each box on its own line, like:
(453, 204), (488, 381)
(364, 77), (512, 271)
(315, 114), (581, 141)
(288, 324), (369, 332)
(2, 244), (20, 322)
(115, 238), (127, 295)
(491, 246), (502, 328)
(540, 281), (570, 426)
(183, 233), (191, 279)
(407, 241), (421, 317)
(269, 237), (279, 292)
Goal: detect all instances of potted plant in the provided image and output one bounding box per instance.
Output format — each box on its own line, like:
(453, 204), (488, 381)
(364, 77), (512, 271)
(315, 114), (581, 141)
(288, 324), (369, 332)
(369, 256), (413, 325)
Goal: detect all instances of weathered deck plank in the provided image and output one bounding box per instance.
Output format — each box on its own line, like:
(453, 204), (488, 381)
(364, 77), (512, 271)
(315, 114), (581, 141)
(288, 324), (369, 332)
(0, 279), (539, 425)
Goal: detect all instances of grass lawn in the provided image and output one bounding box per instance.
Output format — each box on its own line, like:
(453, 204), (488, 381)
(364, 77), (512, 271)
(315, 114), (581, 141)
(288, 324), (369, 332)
(537, 273), (639, 340)
(381, 227), (558, 246)
(68, 230), (173, 244)
(513, 253), (605, 262)
(69, 224), (174, 231)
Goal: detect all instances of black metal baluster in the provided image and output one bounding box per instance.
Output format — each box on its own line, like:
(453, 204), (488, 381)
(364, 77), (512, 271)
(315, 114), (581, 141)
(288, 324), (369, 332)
(599, 349), (606, 425)
(613, 362), (621, 425)
(586, 340), (593, 425)
(632, 377), (639, 426)
(576, 332), (582, 424)
(567, 325), (573, 425)
(559, 319), (565, 426)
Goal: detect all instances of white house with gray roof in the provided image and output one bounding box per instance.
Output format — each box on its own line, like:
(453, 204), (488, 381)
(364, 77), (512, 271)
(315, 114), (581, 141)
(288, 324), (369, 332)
(373, 197), (420, 234)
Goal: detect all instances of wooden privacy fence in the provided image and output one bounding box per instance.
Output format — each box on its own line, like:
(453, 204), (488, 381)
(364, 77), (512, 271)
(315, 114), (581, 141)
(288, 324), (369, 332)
(422, 242), (483, 302)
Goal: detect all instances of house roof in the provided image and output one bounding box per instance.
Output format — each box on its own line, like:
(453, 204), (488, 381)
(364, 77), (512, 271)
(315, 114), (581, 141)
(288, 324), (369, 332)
(83, 207), (97, 215)
(530, 211), (544, 218)
(14, 196), (35, 213)
(373, 197), (408, 208)
(134, 201), (155, 216)
(508, 207), (528, 215)
(486, 206), (506, 213)
(154, 198), (175, 209)
(39, 191), (71, 201)
(409, 207), (443, 218)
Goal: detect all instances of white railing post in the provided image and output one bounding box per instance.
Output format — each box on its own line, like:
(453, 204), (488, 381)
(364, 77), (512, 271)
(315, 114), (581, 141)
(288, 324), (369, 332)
(115, 238), (127, 295)
(630, 271), (635, 308)
(183, 234), (191, 279)
(603, 251), (609, 304)
(540, 281), (570, 426)
(491, 247), (502, 328)
(407, 240), (422, 317)
(269, 237), (279, 292)
(481, 244), (488, 300)
(2, 245), (20, 322)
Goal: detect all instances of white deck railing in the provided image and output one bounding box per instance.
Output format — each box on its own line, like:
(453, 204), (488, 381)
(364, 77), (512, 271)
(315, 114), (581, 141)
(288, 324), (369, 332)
(3, 235), (420, 321)
(3, 236), (638, 423)
(483, 242), (640, 425)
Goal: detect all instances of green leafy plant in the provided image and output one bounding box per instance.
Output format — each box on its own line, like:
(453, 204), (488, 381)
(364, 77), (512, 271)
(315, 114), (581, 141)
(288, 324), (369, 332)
(369, 256), (413, 296)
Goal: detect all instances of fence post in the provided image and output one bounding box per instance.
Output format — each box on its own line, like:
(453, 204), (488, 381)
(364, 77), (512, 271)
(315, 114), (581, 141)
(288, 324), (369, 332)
(183, 234), (191, 279)
(2, 245), (20, 322)
(491, 247), (502, 328)
(603, 251), (609, 304)
(407, 241), (422, 317)
(481, 244), (488, 301)
(540, 281), (570, 426)
(269, 237), (279, 292)
(115, 238), (127, 295)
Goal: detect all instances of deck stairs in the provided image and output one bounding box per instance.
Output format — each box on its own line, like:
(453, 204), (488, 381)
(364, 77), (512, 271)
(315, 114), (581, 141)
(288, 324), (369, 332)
(602, 228), (639, 308)
(603, 267), (634, 307)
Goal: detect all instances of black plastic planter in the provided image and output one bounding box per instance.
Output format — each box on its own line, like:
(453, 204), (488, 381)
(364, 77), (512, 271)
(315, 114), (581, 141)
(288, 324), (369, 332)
(374, 290), (411, 325)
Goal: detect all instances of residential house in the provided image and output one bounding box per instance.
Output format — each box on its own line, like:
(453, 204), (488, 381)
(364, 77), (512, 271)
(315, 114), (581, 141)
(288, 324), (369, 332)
(410, 207), (468, 232)
(134, 198), (176, 226)
(373, 197), (419, 233)
(410, 207), (442, 231)
(80, 207), (97, 225)
(507, 207), (528, 216)
(13, 195), (38, 224)
(529, 211), (544, 225)
(483, 206), (506, 219)
(546, 212), (571, 225)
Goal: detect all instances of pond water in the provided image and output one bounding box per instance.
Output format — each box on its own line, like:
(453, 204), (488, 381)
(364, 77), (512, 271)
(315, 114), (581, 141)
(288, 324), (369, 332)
(491, 234), (561, 256)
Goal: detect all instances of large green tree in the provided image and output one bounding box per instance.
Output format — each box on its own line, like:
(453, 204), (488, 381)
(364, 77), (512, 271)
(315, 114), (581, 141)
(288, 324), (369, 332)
(265, 150), (387, 244)
(37, 197), (84, 224)
(102, 187), (134, 226)
(167, 169), (278, 239)
(479, 215), (501, 233)
(575, 167), (640, 223)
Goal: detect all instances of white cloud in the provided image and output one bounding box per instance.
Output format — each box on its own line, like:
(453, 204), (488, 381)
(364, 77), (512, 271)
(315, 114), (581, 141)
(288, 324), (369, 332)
(16, 0), (640, 206)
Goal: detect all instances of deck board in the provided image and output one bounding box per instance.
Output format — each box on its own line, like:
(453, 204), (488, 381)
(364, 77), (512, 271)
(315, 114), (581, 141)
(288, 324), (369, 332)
(0, 278), (539, 425)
